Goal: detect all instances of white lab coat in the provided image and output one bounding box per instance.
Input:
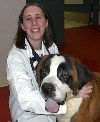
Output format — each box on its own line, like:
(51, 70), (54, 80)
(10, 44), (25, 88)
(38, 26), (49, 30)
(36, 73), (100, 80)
(7, 39), (66, 122)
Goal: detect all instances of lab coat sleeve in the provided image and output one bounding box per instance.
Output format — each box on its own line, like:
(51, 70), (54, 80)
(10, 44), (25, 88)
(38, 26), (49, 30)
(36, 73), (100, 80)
(7, 52), (50, 114)
(7, 51), (67, 115)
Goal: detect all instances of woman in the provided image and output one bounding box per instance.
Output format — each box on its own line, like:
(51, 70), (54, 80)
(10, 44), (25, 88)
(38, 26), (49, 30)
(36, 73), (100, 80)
(7, 3), (92, 122)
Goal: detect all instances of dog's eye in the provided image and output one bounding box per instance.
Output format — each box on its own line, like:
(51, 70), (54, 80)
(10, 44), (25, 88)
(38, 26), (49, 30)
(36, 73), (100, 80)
(60, 70), (67, 77)
(62, 72), (67, 78)
(41, 67), (49, 78)
(58, 69), (72, 83)
(61, 72), (67, 79)
(42, 69), (46, 77)
(62, 73), (71, 81)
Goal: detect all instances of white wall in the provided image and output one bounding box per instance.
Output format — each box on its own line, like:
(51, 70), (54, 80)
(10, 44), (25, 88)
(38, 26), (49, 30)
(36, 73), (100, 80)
(0, 0), (26, 86)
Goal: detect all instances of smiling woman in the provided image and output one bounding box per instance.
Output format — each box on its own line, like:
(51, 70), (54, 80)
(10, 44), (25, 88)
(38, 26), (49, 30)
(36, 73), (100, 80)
(21, 5), (48, 50)
(6, 3), (66, 122)
(26, 0), (64, 46)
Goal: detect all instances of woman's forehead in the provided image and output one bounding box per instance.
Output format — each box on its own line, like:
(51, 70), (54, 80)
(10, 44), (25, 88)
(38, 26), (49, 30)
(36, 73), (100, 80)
(23, 5), (44, 17)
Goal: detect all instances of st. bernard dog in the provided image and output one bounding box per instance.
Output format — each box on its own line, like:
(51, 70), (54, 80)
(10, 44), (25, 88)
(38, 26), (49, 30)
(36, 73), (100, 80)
(36, 54), (100, 122)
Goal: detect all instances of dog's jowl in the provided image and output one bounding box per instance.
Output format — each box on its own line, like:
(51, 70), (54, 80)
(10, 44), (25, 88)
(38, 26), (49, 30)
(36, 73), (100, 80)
(36, 54), (100, 122)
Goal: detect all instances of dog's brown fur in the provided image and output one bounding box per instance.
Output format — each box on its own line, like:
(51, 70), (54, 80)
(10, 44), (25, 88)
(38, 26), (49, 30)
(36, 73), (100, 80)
(72, 72), (100, 122)
(69, 57), (100, 122)
(36, 54), (100, 122)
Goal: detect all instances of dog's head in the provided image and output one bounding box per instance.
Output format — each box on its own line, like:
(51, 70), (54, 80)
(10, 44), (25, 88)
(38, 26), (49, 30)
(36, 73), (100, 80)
(36, 54), (92, 105)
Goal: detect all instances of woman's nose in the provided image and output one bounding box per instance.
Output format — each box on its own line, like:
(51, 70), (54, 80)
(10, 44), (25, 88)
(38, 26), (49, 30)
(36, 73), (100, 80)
(32, 18), (37, 25)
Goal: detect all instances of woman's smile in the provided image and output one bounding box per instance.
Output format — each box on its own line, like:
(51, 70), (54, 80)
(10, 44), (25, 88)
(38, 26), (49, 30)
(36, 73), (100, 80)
(31, 28), (40, 32)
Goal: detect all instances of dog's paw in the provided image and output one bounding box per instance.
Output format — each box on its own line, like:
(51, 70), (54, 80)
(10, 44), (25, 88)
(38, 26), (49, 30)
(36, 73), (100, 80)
(66, 97), (82, 118)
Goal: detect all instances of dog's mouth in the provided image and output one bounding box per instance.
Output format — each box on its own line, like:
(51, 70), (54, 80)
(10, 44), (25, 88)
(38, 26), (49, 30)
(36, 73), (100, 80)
(45, 98), (60, 113)
(45, 92), (67, 105)
(45, 96), (67, 113)
(43, 93), (67, 105)
(56, 93), (67, 105)
(57, 99), (66, 105)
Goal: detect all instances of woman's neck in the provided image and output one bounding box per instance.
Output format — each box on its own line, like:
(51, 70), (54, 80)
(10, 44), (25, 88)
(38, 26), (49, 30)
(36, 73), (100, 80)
(28, 39), (42, 50)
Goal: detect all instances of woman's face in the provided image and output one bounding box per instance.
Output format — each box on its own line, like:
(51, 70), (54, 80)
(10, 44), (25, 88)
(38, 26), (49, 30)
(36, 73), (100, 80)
(21, 5), (48, 42)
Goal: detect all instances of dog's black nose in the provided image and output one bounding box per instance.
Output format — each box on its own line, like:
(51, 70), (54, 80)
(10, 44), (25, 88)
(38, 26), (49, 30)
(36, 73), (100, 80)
(41, 83), (55, 95)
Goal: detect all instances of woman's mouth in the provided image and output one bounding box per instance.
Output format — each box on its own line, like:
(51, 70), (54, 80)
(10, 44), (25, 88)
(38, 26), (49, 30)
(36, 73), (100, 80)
(31, 28), (39, 32)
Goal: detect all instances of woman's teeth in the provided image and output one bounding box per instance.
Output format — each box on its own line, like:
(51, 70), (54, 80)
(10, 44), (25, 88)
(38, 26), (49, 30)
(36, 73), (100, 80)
(32, 28), (39, 32)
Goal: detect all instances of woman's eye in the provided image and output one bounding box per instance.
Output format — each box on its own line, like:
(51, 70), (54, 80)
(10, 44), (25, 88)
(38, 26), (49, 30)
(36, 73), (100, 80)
(25, 17), (31, 21)
(36, 16), (42, 20)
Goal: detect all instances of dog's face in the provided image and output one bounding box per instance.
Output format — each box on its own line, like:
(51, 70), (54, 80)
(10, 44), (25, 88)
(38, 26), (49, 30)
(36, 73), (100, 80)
(36, 54), (92, 105)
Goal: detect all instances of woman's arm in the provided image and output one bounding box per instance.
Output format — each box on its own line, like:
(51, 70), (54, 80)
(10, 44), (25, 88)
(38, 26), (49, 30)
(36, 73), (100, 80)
(7, 52), (51, 115)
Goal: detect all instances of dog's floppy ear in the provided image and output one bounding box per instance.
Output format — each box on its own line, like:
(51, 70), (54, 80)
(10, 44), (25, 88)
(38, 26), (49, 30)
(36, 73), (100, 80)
(74, 60), (92, 90)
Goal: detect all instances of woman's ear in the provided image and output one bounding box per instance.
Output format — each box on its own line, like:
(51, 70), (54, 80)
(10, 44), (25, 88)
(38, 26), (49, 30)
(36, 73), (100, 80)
(21, 23), (25, 31)
(45, 19), (48, 28)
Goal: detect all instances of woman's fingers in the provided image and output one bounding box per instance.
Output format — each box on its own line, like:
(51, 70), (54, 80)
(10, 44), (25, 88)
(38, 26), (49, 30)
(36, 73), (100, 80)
(78, 84), (93, 98)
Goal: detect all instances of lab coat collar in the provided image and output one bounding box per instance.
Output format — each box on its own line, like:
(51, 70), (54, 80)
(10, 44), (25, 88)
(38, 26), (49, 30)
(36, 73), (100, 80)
(24, 38), (49, 58)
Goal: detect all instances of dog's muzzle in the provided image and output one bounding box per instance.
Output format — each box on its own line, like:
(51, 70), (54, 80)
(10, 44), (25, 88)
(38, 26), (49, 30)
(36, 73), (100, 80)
(41, 82), (67, 105)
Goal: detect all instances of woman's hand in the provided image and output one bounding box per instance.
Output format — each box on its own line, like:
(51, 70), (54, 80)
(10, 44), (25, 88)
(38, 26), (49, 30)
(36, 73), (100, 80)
(78, 83), (93, 99)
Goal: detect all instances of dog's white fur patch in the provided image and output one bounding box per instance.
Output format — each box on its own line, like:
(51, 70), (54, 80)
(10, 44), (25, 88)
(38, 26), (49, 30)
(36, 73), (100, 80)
(41, 55), (72, 102)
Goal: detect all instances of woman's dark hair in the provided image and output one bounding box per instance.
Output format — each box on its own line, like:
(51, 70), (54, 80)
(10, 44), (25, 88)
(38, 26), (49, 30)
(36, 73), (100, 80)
(14, 3), (54, 49)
